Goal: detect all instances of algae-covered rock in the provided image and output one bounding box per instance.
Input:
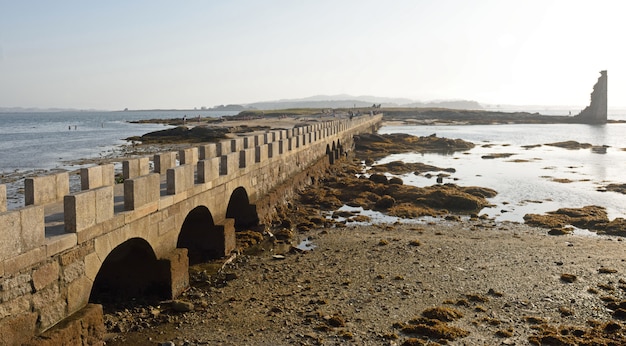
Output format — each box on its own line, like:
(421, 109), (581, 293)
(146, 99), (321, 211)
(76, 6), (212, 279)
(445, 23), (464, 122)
(354, 133), (474, 160)
(524, 205), (608, 230)
(374, 195), (395, 210)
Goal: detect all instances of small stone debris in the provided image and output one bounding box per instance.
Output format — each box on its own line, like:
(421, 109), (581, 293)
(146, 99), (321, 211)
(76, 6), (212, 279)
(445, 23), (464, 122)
(171, 300), (194, 312)
(560, 273), (577, 283)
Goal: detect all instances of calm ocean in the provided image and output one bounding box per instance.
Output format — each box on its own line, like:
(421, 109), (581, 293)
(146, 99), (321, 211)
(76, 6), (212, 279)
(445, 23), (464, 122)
(0, 110), (237, 176)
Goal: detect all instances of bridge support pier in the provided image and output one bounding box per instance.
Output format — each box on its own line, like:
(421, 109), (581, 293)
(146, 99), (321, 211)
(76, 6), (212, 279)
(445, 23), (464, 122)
(160, 248), (189, 299)
(24, 304), (104, 346)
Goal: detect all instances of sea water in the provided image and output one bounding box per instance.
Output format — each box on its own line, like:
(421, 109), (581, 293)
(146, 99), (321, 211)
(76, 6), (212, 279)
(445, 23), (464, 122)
(377, 111), (626, 223)
(0, 110), (237, 175)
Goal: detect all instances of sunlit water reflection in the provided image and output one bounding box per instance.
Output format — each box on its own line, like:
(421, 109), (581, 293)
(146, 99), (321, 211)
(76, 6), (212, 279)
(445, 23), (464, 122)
(376, 123), (626, 222)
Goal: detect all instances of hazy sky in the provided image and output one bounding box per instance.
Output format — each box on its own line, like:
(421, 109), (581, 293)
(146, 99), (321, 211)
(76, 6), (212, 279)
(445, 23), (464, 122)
(0, 1), (623, 110)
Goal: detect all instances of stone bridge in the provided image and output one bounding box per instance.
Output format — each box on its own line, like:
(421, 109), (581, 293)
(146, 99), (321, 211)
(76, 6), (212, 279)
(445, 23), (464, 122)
(0, 114), (382, 345)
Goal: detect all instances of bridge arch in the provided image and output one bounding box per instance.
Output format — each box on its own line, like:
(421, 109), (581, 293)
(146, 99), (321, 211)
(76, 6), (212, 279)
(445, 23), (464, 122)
(226, 186), (259, 230)
(177, 206), (227, 264)
(89, 237), (170, 305)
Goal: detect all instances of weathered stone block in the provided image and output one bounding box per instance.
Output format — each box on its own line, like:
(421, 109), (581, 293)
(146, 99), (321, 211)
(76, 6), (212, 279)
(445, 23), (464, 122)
(0, 273), (32, 303)
(198, 143), (217, 160)
(0, 296), (31, 323)
(197, 158), (219, 183)
(154, 152), (176, 173)
(0, 210), (22, 261)
(219, 155), (228, 175)
(230, 138), (244, 153)
(63, 190), (96, 233)
(0, 311), (38, 346)
(240, 148), (254, 168)
(278, 139), (286, 154)
(94, 186), (114, 224)
(31, 283), (60, 312)
(25, 172), (69, 206)
(80, 164), (114, 190)
(24, 304), (104, 346)
(59, 241), (94, 266)
(67, 276), (91, 314)
(255, 145), (268, 163)
(20, 205), (44, 252)
(32, 261), (59, 291)
(76, 215), (123, 244)
(216, 141), (227, 156)
(268, 142), (278, 158)
(124, 201), (158, 224)
(179, 147), (198, 166)
(83, 252), (101, 282)
(122, 157), (150, 179)
(223, 153), (239, 175)
(62, 261), (85, 284)
(4, 247), (45, 276)
(223, 218), (236, 256)
(242, 136), (252, 149)
(158, 215), (176, 236)
(166, 164), (195, 195)
(36, 298), (67, 333)
(159, 248), (189, 299)
(94, 225), (129, 262)
(124, 173), (160, 211)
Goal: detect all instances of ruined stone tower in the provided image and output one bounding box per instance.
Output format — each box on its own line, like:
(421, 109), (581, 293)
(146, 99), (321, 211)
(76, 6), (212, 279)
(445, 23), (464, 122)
(575, 70), (607, 124)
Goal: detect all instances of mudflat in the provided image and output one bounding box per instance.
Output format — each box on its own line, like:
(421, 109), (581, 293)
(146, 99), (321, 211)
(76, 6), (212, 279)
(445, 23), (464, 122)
(105, 221), (626, 345)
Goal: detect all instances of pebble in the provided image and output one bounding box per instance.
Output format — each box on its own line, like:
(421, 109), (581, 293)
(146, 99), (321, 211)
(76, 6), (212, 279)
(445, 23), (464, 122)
(171, 300), (195, 312)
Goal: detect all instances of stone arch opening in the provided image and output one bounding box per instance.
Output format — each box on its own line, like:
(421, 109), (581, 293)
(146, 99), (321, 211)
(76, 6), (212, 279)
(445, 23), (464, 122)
(90, 238), (169, 305)
(178, 206), (226, 264)
(226, 187), (259, 230)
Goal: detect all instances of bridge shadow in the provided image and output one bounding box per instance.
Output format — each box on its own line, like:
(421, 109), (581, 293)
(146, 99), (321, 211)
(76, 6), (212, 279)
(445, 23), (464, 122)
(226, 187), (259, 230)
(177, 206), (230, 265)
(90, 238), (170, 306)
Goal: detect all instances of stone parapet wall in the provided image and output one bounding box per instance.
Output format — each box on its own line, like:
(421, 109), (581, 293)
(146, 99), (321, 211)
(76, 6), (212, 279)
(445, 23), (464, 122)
(24, 172), (69, 206)
(80, 164), (115, 190)
(122, 157), (150, 179)
(0, 113), (382, 344)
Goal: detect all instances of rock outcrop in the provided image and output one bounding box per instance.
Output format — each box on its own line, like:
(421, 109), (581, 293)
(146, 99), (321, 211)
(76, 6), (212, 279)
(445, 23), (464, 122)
(575, 70), (607, 124)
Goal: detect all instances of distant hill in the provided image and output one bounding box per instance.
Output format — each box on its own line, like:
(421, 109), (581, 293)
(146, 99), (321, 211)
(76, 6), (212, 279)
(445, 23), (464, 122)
(209, 104), (248, 111)
(240, 95), (483, 110)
